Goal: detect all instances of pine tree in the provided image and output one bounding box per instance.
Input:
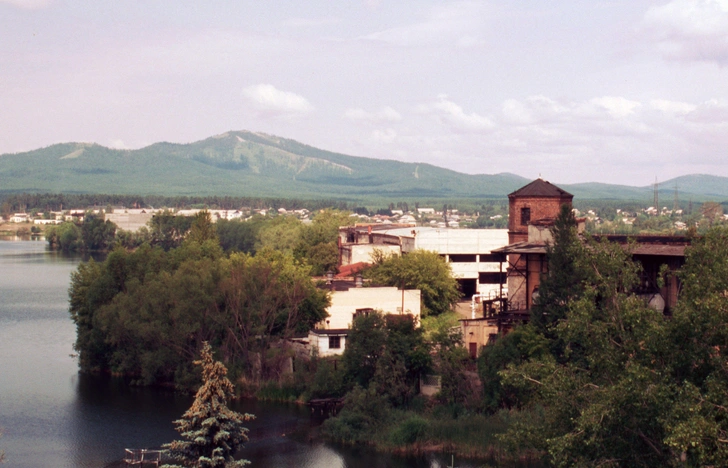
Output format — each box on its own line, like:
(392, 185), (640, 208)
(530, 203), (586, 358)
(163, 342), (254, 468)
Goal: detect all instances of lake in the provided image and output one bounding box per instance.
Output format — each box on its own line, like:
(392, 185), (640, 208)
(0, 240), (495, 468)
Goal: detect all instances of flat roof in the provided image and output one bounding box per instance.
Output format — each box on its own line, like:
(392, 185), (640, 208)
(309, 329), (349, 336)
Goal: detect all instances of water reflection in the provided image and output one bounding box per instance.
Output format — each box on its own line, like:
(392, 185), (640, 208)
(0, 241), (505, 468)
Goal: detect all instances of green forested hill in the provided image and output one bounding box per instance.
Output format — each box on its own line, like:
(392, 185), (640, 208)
(0, 130), (726, 203)
(0, 131), (529, 201)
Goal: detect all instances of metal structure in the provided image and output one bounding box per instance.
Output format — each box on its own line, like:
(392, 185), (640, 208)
(124, 448), (163, 467)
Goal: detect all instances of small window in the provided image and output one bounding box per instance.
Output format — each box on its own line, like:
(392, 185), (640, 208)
(353, 308), (374, 320)
(329, 336), (341, 349)
(520, 207), (531, 226)
(449, 254), (477, 263)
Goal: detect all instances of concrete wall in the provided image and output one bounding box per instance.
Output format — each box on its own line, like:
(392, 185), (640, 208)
(340, 244), (401, 266)
(460, 319), (499, 358)
(320, 287), (421, 329)
(105, 212), (154, 232)
(308, 332), (347, 357)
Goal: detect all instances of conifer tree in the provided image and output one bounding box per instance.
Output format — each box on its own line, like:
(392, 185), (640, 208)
(163, 342), (254, 468)
(531, 204), (585, 339)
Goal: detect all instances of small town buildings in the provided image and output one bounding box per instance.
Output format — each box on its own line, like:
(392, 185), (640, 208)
(308, 286), (422, 357)
(33, 219), (61, 225)
(308, 329), (349, 357)
(9, 213), (29, 223)
(460, 317), (498, 358)
(338, 225), (509, 298)
(105, 209), (155, 232)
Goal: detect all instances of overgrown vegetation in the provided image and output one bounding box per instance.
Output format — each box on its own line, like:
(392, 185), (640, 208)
(475, 214), (728, 466)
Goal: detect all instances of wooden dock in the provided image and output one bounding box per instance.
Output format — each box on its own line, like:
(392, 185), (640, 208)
(308, 397), (344, 416)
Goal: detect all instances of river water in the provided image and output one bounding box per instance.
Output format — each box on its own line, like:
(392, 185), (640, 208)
(0, 240), (494, 468)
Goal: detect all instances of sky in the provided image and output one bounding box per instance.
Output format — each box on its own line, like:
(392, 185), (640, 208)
(1, 0), (728, 186)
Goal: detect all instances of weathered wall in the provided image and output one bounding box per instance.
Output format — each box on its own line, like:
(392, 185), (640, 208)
(508, 195), (571, 244)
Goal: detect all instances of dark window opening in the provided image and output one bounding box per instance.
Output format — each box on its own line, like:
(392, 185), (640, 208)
(329, 336), (341, 349)
(480, 253), (505, 263)
(459, 278), (477, 297)
(479, 272), (507, 284)
(469, 342), (478, 359)
(449, 254), (477, 263)
(520, 207), (531, 226)
(353, 308), (374, 320)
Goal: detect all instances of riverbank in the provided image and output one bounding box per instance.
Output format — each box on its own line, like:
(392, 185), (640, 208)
(321, 402), (543, 466)
(248, 377), (542, 467)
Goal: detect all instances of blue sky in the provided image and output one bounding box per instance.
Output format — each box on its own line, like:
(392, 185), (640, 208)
(2, 0), (728, 185)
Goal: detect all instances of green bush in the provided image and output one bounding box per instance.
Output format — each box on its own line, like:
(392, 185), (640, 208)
(256, 381), (300, 402)
(389, 415), (429, 445)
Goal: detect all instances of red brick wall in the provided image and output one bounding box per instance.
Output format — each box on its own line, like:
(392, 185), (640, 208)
(508, 195), (572, 244)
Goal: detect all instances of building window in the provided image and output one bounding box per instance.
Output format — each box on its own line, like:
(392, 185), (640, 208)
(479, 272), (507, 284)
(353, 308), (374, 320)
(329, 336), (341, 349)
(479, 253), (505, 263)
(520, 207), (531, 226)
(449, 254), (477, 263)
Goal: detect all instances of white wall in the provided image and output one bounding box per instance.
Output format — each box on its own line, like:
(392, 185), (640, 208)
(321, 287), (421, 329)
(308, 332), (347, 357)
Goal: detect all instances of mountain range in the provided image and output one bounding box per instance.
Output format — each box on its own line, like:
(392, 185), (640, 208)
(1, 130), (725, 204)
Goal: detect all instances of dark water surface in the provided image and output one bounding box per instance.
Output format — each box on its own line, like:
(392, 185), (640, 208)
(0, 241), (492, 468)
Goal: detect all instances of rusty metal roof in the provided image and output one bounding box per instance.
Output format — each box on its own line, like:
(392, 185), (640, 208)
(508, 178), (573, 198)
(629, 244), (687, 257)
(493, 237), (688, 257)
(492, 242), (548, 255)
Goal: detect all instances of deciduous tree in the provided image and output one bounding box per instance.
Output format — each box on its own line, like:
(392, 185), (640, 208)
(365, 249), (459, 316)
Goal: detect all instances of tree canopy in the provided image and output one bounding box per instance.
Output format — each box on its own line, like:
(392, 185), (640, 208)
(482, 225), (728, 467)
(365, 249), (460, 316)
(68, 237), (329, 387)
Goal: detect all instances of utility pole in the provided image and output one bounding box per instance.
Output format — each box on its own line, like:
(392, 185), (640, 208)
(673, 183), (679, 212)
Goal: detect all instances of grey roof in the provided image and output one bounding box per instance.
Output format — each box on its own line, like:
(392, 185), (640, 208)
(508, 178), (573, 198)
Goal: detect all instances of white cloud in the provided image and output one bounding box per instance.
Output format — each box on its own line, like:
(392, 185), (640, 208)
(420, 95), (494, 133)
(590, 96), (642, 118)
(344, 106), (402, 123)
(242, 84), (313, 117)
(362, 1), (489, 47)
(650, 99), (697, 115)
(685, 98), (728, 122)
(642, 0), (728, 64)
(372, 128), (397, 143)
(373, 93), (728, 183)
(108, 139), (128, 149)
(0, 0), (51, 9)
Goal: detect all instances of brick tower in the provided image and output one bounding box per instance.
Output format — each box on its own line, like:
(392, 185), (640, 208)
(507, 178), (573, 245)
